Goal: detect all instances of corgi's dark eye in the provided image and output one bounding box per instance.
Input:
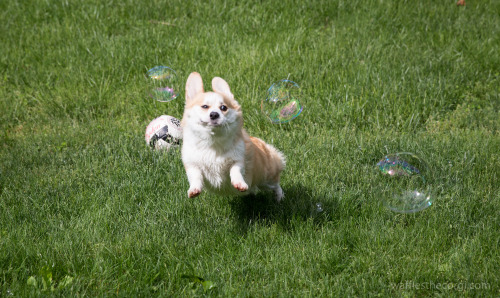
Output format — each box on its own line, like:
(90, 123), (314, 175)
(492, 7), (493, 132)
(220, 105), (228, 112)
(201, 105), (209, 109)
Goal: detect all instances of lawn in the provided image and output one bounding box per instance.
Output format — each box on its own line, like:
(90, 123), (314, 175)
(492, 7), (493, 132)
(1, 0), (499, 296)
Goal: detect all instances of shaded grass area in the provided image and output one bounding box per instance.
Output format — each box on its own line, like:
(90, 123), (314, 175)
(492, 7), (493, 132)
(1, 0), (499, 296)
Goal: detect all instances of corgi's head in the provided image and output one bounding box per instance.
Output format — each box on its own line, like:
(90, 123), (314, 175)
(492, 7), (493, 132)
(182, 72), (242, 132)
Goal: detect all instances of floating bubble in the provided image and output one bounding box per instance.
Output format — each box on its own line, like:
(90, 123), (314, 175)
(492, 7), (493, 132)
(375, 152), (432, 213)
(147, 66), (176, 80)
(309, 202), (325, 217)
(147, 66), (178, 102)
(315, 202), (324, 213)
(150, 86), (177, 102)
(261, 79), (303, 123)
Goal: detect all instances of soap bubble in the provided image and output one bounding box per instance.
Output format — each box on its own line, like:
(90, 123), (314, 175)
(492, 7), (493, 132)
(150, 86), (177, 102)
(147, 66), (178, 102)
(261, 79), (303, 123)
(375, 152), (432, 213)
(147, 66), (176, 80)
(310, 202), (325, 218)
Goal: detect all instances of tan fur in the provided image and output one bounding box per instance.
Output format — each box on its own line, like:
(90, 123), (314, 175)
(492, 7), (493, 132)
(245, 135), (285, 187)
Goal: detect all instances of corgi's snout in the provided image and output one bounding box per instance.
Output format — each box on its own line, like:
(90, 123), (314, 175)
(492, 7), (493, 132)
(210, 111), (220, 120)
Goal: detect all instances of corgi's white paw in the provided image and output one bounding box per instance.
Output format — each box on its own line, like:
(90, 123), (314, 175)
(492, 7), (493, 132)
(188, 187), (202, 198)
(232, 181), (248, 192)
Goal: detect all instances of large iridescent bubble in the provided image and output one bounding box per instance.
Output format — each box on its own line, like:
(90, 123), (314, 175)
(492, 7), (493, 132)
(375, 152), (432, 213)
(261, 79), (303, 123)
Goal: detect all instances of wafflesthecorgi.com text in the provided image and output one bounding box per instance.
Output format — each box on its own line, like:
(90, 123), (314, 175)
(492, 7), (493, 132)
(390, 280), (490, 291)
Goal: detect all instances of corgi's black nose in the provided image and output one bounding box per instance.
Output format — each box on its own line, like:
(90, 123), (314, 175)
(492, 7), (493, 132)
(210, 112), (220, 120)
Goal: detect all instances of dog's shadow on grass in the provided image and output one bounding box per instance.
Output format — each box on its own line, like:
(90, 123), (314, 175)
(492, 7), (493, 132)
(229, 184), (339, 234)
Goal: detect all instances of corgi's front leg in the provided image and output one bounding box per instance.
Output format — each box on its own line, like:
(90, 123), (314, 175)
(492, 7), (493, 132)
(230, 161), (248, 192)
(185, 166), (203, 198)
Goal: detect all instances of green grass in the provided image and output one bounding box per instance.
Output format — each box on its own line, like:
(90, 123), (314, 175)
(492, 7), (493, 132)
(1, 0), (499, 296)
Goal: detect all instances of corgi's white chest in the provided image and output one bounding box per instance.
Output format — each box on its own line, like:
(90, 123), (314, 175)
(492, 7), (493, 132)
(198, 150), (232, 185)
(182, 133), (245, 191)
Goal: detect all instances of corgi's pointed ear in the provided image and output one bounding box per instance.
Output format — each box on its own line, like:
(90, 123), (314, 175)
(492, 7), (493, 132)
(212, 77), (234, 100)
(185, 72), (204, 103)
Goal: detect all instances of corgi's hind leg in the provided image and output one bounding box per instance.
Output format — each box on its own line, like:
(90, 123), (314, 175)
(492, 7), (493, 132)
(268, 183), (284, 202)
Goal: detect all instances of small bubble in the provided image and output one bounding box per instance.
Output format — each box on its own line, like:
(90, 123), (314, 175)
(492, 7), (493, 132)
(315, 202), (323, 213)
(150, 86), (177, 102)
(147, 66), (179, 102)
(147, 65), (176, 80)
